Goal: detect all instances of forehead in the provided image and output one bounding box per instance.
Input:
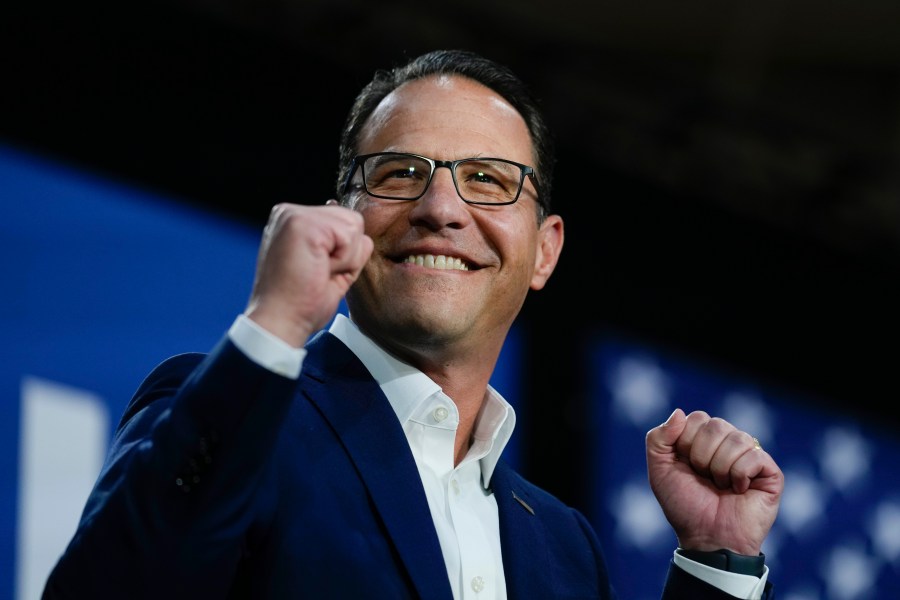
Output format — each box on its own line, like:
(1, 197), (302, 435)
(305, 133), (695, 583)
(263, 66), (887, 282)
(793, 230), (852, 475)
(357, 75), (534, 164)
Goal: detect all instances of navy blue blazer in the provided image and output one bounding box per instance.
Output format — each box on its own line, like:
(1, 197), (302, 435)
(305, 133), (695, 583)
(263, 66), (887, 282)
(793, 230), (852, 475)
(44, 331), (773, 599)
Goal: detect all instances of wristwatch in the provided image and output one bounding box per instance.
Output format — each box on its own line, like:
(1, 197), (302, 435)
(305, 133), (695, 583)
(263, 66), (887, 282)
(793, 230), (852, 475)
(676, 548), (766, 577)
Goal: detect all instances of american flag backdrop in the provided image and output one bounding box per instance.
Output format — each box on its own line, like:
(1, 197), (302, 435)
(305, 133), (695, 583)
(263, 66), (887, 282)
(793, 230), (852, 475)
(587, 337), (900, 600)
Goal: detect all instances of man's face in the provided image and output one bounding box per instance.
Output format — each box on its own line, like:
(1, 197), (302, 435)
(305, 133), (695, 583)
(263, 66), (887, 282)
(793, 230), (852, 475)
(345, 75), (562, 362)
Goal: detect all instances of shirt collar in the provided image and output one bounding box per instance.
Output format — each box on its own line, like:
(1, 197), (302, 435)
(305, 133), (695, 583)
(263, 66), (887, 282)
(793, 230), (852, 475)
(328, 313), (516, 487)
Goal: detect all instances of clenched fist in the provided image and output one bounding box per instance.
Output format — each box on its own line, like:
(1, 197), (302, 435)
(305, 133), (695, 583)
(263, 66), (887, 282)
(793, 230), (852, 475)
(244, 202), (373, 348)
(646, 408), (784, 556)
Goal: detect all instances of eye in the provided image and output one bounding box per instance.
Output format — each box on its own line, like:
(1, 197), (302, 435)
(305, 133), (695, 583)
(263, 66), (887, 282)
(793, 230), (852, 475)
(387, 166), (419, 179)
(458, 160), (517, 193)
(367, 157), (428, 184)
(470, 169), (500, 185)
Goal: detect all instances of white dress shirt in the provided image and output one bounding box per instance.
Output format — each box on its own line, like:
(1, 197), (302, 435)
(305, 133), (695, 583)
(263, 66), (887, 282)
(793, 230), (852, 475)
(227, 313), (768, 599)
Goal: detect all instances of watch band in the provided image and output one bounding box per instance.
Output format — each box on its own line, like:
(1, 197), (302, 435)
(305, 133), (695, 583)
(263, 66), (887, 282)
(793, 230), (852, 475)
(677, 548), (766, 577)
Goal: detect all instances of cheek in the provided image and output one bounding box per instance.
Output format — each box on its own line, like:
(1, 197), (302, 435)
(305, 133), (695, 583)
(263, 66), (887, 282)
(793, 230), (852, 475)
(358, 200), (408, 237)
(490, 214), (540, 265)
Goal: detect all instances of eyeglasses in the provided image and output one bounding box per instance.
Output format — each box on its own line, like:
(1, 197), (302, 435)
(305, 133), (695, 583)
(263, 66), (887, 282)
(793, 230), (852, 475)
(342, 152), (539, 206)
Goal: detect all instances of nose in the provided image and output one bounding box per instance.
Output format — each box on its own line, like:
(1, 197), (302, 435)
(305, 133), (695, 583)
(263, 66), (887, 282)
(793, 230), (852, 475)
(408, 166), (471, 229)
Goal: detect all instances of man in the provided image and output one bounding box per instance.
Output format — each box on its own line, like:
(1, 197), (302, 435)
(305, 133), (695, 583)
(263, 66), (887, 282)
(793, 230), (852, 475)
(43, 49), (783, 599)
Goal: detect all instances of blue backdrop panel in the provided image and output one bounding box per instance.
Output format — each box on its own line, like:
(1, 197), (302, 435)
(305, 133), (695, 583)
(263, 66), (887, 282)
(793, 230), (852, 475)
(0, 143), (260, 600)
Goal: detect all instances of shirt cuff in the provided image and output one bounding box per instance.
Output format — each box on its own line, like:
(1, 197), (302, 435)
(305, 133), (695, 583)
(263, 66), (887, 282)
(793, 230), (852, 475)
(673, 550), (769, 600)
(227, 314), (306, 379)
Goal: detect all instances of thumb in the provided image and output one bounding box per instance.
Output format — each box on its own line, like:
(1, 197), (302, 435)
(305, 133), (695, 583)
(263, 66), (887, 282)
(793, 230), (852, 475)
(646, 408), (686, 459)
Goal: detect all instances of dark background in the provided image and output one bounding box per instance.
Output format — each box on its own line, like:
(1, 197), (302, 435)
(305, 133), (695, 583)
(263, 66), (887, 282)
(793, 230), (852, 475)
(4, 0), (899, 509)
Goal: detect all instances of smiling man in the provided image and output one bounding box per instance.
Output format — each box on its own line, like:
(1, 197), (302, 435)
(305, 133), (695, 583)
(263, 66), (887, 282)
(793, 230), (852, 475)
(44, 50), (783, 599)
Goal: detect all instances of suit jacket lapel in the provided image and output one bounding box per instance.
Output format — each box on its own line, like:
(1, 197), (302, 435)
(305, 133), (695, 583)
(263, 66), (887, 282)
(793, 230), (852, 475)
(491, 461), (555, 597)
(300, 332), (453, 600)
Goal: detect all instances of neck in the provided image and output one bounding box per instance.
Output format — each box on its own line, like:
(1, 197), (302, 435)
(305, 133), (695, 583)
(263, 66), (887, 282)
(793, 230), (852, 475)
(348, 314), (504, 466)
(424, 369), (489, 467)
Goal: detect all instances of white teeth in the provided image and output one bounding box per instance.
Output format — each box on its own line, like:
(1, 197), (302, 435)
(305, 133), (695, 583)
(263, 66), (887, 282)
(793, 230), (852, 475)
(403, 254), (469, 271)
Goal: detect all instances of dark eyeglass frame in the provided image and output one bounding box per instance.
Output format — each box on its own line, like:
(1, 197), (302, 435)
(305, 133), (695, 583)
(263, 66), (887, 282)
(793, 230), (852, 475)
(341, 152), (541, 206)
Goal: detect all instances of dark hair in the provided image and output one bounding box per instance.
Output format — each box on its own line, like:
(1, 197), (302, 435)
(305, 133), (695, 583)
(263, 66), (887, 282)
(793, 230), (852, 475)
(336, 49), (555, 218)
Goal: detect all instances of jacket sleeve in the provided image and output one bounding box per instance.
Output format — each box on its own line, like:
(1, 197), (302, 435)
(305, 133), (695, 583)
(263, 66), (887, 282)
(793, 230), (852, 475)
(42, 336), (298, 600)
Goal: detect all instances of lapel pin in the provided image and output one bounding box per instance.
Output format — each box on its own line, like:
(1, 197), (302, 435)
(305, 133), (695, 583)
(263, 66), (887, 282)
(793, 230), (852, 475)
(512, 490), (535, 515)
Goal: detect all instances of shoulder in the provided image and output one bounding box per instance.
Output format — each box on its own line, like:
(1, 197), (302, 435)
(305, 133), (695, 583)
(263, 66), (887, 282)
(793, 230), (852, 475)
(116, 351), (208, 429)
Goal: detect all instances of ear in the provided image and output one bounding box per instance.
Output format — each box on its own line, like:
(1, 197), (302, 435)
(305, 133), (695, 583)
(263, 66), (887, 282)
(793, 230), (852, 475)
(530, 214), (564, 291)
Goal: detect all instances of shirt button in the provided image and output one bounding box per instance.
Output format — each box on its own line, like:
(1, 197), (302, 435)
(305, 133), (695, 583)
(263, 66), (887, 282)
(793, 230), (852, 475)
(471, 576), (485, 593)
(433, 406), (449, 422)
(451, 479), (460, 495)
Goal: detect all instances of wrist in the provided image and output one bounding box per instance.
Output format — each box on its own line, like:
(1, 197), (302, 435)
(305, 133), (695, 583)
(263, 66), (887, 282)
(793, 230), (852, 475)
(243, 307), (313, 349)
(676, 547), (766, 577)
